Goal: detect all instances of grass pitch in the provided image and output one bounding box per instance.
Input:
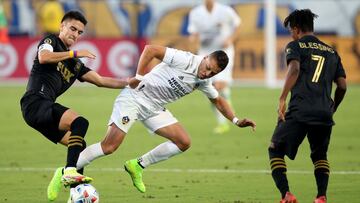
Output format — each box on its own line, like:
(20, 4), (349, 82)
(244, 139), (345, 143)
(0, 85), (359, 202)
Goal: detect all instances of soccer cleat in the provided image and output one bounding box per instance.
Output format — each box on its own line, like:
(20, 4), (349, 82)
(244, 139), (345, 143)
(61, 167), (93, 187)
(124, 159), (146, 193)
(280, 192), (298, 203)
(314, 196), (326, 203)
(47, 167), (63, 201)
(213, 123), (230, 134)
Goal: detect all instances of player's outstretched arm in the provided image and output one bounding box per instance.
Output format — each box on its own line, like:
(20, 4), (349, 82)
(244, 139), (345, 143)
(38, 49), (95, 64)
(136, 45), (166, 75)
(209, 96), (256, 131)
(129, 45), (167, 89)
(82, 71), (129, 89)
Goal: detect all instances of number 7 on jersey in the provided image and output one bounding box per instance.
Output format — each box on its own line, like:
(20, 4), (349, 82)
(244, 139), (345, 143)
(311, 54), (325, 83)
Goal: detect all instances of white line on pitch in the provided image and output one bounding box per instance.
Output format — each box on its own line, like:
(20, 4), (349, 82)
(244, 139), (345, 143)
(0, 167), (360, 175)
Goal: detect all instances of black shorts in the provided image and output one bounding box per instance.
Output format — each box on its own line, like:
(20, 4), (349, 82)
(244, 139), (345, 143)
(20, 93), (69, 143)
(270, 116), (332, 160)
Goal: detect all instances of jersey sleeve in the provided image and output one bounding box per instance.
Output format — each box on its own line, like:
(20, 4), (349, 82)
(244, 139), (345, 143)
(162, 47), (193, 69)
(334, 53), (346, 80)
(228, 6), (241, 27)
(38, 35), (57, 53)
(198, 80), (219, 99)
(187, 9), (198, 34)
(285, 41), (300, 65)
(76, 60), (92, 82)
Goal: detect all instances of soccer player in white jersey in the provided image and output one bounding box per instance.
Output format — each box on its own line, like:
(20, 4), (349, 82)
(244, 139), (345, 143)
(76, 45), (256, 193)
(188, 0), (241, 134)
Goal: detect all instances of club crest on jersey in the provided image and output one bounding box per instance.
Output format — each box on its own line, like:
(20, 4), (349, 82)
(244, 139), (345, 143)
(44, 38), (52, 44)
(122, 116), (130, 124)
(178, 76), (184, 80)
(286, 48), (292, 54)
(193, 83), (200, 90)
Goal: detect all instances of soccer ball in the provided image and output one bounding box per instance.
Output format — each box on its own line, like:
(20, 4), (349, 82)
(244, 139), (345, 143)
(70, 183), (99, 203)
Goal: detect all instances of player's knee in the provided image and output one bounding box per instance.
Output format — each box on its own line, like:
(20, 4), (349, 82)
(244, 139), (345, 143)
(268, 142), (284, 158)
(70, 116), (89, 137)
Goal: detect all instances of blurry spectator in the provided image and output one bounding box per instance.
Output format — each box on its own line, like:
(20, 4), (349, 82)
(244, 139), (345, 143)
(8, 0), (35, 36)
(38, 0), (64, 36)
(0, 0), (9, 43)
(188, 0), (241, 134)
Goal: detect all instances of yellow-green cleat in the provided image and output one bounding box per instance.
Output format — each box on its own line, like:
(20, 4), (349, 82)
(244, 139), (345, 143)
(61, 167), (93, 187)
(47, 167), (63, 201)
(124, 159), (146, 193)
(213, 123), (230, 134)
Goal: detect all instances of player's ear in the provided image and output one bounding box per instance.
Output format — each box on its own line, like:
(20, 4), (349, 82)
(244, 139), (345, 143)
(59, 22), (66, 32)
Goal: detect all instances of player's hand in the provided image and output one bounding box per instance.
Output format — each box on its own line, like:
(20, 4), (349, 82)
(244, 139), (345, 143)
(128, 77), (141, 89)
(236, 118), (256, 131)
(278, 99), (287, 121)
(76, 50), (96, 59)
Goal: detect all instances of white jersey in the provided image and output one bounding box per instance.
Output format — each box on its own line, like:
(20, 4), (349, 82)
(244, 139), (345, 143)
(129, 47), (219, 111)
(188, 2), (240, 83)
(187, 2), (241, 53)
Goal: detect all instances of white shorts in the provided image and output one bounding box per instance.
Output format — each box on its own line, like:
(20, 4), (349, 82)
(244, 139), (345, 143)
(108, 89), (178, 133)
(199, 46), (234, 84)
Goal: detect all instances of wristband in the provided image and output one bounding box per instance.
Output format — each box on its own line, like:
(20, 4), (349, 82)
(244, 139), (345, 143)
(232, 117), (239, 125)
(73, 50), (77, 58)
(69, 50), (74, 58)
(135, 74), (144, 80)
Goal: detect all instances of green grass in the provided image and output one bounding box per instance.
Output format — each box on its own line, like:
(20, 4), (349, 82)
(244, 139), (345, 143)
(0, 85), (359, 202)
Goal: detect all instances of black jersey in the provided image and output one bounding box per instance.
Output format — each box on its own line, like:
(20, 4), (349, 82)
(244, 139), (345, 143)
(285, 35), (346, 125)
(24, 34), (91, 101)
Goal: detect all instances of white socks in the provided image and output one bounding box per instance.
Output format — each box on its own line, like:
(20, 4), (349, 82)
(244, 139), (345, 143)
(76, 142), (105, 170)
(138, 141), (182, 168)
(76, 141), (183, 170)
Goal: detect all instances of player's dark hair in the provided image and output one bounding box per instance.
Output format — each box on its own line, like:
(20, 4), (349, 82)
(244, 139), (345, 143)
(283, 9), (318, 32)
(210, 50), (229, 70)
(61, 10), (87, 26)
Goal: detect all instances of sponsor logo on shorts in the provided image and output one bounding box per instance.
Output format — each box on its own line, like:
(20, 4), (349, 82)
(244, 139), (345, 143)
(122, 116), (130, 124)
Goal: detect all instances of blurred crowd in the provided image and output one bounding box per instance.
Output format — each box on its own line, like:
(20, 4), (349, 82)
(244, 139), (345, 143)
(1, 0), (360, 41)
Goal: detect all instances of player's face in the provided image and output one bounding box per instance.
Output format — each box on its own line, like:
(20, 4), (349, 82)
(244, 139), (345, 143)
(197, 56), (222, 79)
(59, 19), (85, 47)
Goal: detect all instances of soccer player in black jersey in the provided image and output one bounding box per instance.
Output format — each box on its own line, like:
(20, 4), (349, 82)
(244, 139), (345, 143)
(268, 9), (347, 203)
(20, 11), (128, 201)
